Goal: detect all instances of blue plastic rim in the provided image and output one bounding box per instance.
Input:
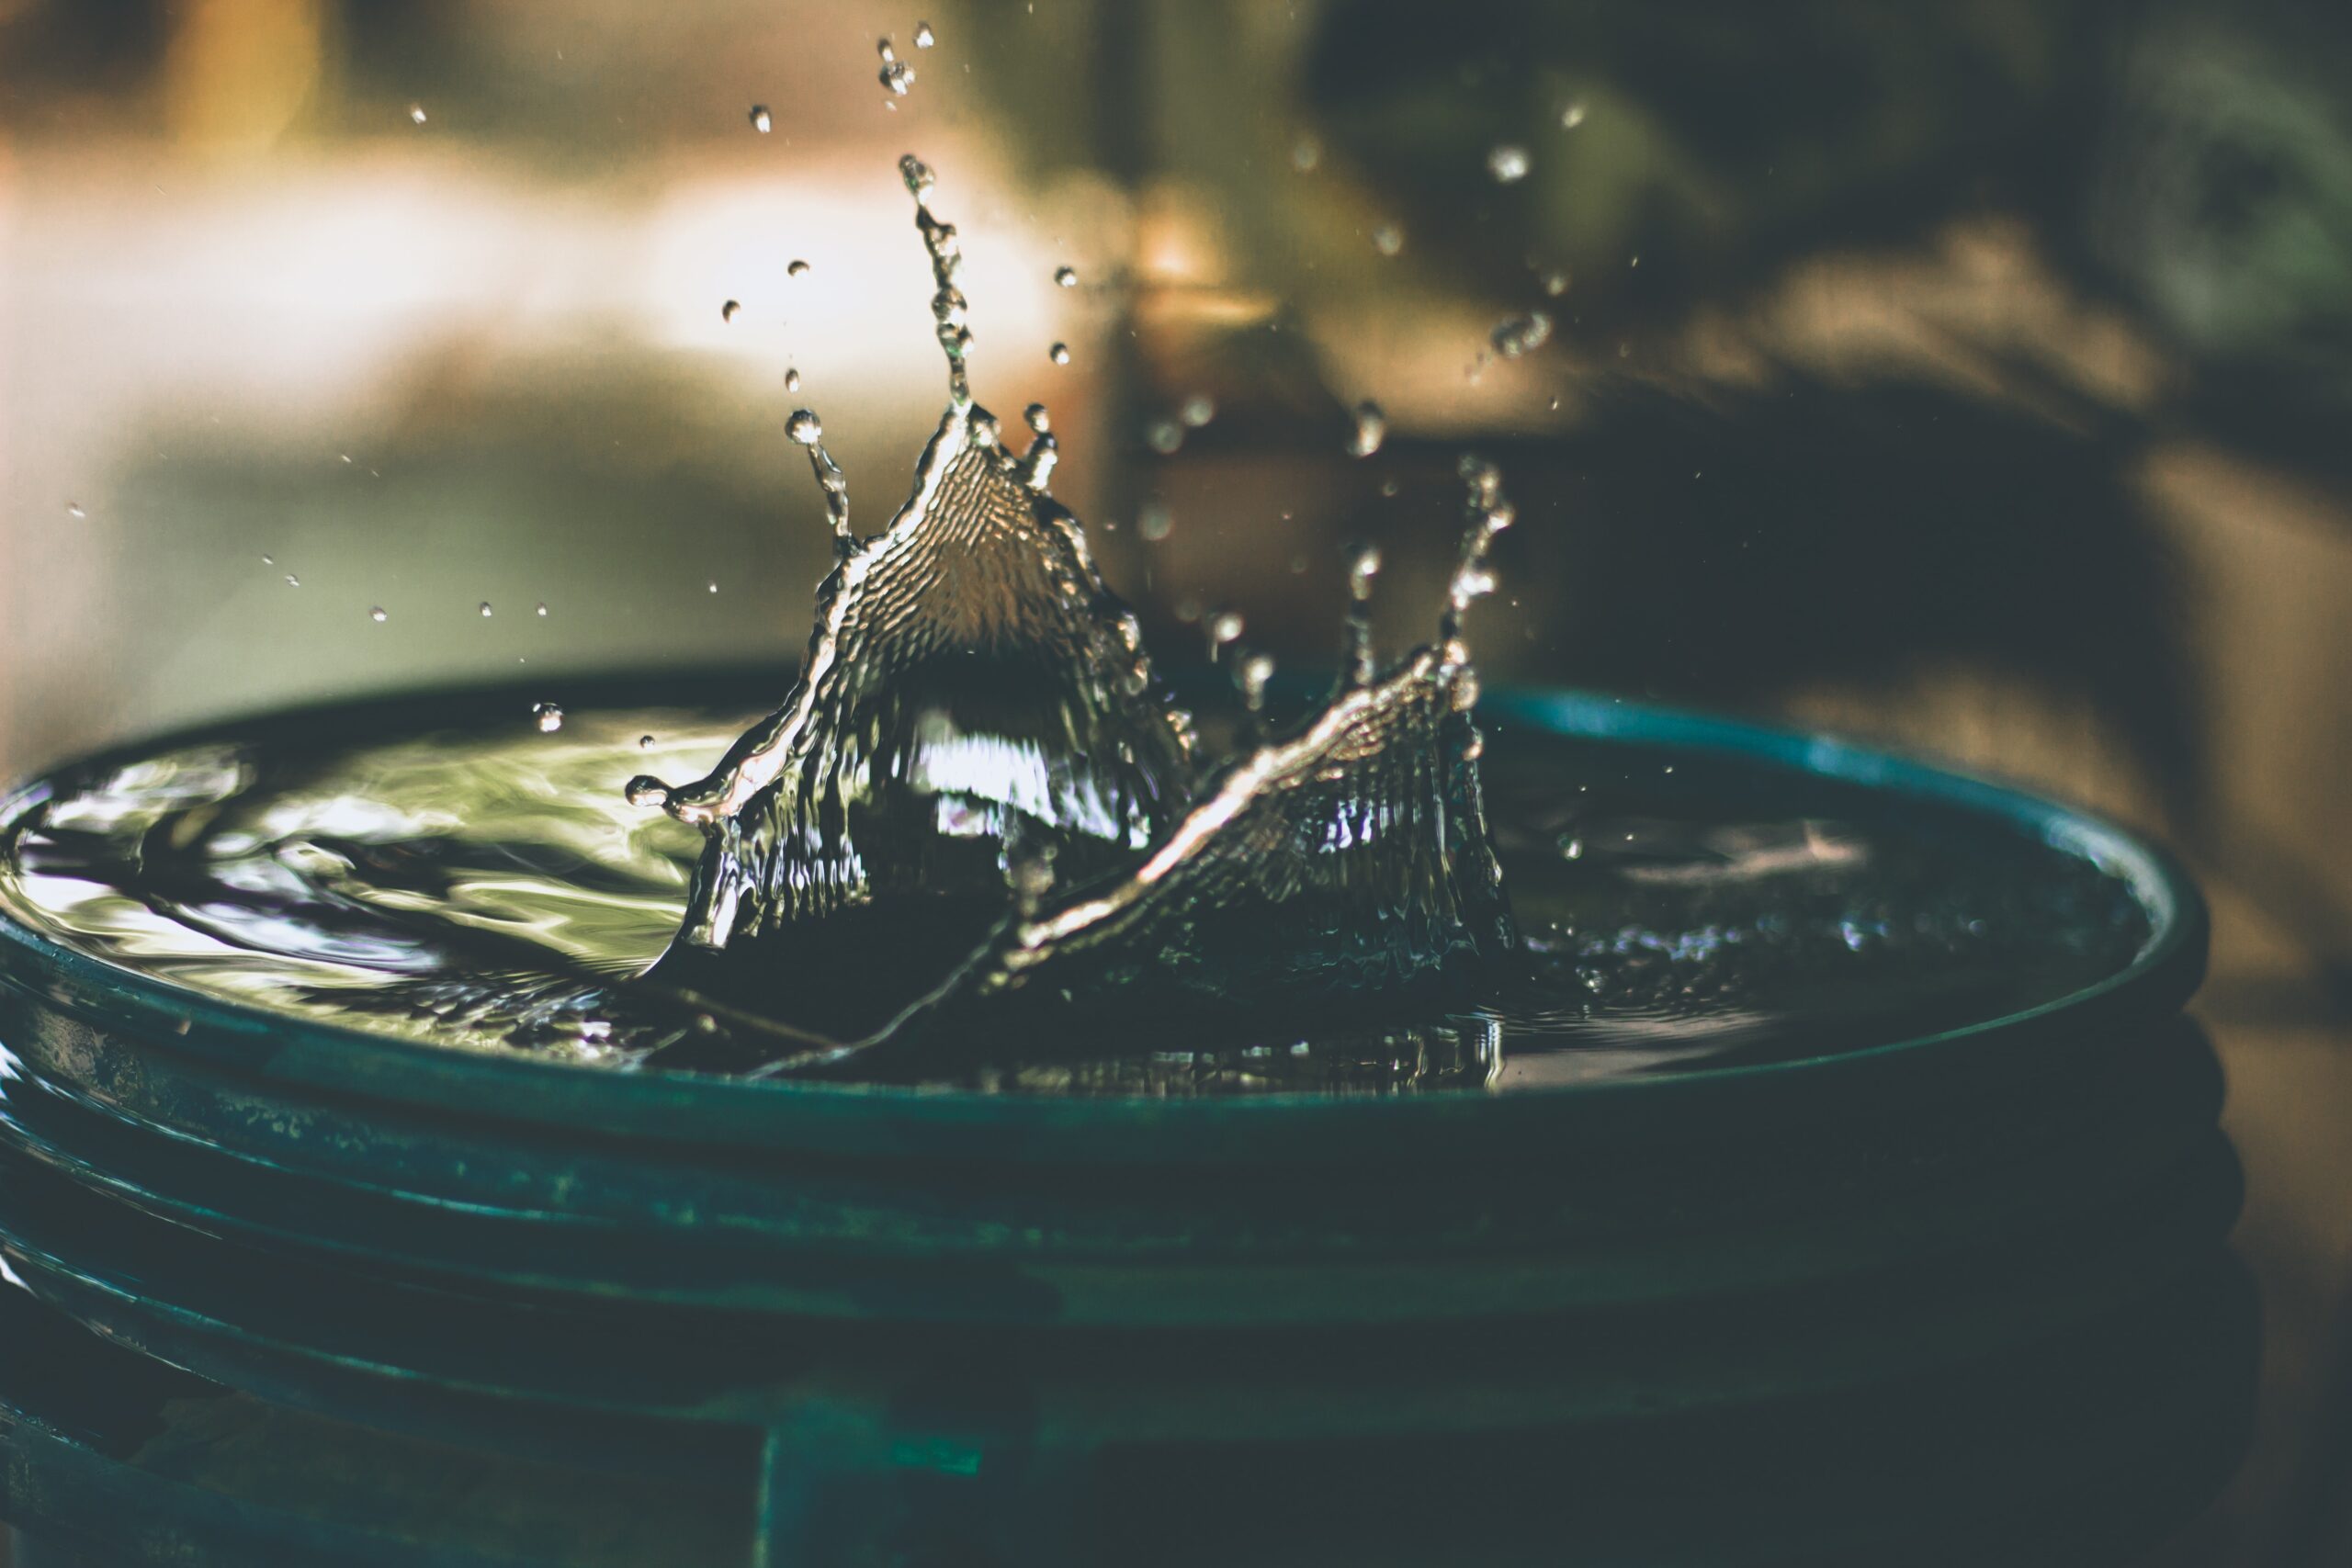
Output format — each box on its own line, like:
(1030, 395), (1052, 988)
(0, 671), (2209, 1165)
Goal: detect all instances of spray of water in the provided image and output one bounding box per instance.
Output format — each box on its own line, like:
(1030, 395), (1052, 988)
(629, 157), (1517, 1068)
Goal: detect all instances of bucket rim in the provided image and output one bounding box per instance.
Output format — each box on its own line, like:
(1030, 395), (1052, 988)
(0, 667), (2208, 1163)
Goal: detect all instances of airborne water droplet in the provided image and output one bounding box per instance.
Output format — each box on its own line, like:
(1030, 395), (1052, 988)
(1053, 265), (1078, 288)
(1238, 651), (1276, 710)
(1207, 610), (1245, 651)
(785, 367), (802, 392)
(1561, 102), (1587, 130)
(1048, 342), (1070, 365)
(284, 574), (300, 588)
(1137, 499), (1173, 541)
(1347, 400), (1386, 457)
(1487, 144), (1531, 183)
(1543, 270), (1570, 297)
(786, 409), (823, 445)
(408, 104), (427, 126)
(877, 37), (914, 96)
(536, 603), (549, 617)
(368, 606), (388, 623)
(1291, 135), (1322, 173)
(707, 581), (719, 594)
(532, 702), (563, 733)
(1491, 310), (1553, 358)
(914, 20), (935, 48)
(638, 734), (657, 750)
(750, 105), (773, 133)
(1372, 222), (1404, 257)
(625, 775), (667, 807)
(1180, 394), (1216, 429)
(721, 299), (741, 322)
(1023, 402), (1051, 434)
(787, 258), (810, 278)
(65, 502), (85, 519)
(1146, 419), (1182, 455)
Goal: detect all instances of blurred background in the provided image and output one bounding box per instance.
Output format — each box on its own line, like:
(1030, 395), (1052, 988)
(1, 0), (2348, 1560)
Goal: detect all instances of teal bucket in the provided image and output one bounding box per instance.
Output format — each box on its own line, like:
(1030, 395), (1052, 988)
(0, 675), (2250, 1566)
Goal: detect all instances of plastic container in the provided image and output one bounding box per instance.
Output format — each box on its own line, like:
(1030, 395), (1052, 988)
(0, 675), (2250, 1566)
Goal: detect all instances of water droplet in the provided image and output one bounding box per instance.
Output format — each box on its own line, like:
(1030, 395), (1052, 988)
(786, 409), (823, 445)
(721, 299), (741, 322)
(877, 37), (915, 96)
(1048, 341), (1070, 365)
(625, 774), (667, 807)
(750, 105), (773, 133)
(1291, 135), (1322, 173)
(1207, 610), (1245, 649)
(1146, 418), (1183, 455)
(1180, 394), (1215, 429)
(262, 555), (275, 565)
(479, 601), (494, 617)
(1562, 835), (1585, 860)
(1629, 253), (1641, 268)
(1023, 402), (1051, 434)
(707, 581), (719, 594)
(531, 702), (564, 733)
(408, 104), (427, 126)
(638, 734), (657, 750)
(899, 153), (935, 197)
(1053, 265), (1078, 288)
(1372, 222), (1404, 257)
(535, 603), (549, 617)
(1491, 310), (1553, 358)
(1487, 144), (1531, 183)
(1238, 651), (1276, 710)
(368, 606), (388, 623)
(283, 574), (300, 588)
(1346, 400), (1386, 457)
(914, 20), (935, 48)
(785, 367), (802, 392)
(1137, 499), (1173, 541)
(1380, 479), (1400, 498)
(65, 502), (85, 519)
(787, 258), (810, 278)
(1543, 270), (1570, 297)
(1560, 102), (1587, 130)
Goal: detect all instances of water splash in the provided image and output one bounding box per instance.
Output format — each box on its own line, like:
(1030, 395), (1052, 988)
(786, 460), (1521, 1075)
(629, 157), (1196, 1038)
(630, 156), (1518, 1066)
